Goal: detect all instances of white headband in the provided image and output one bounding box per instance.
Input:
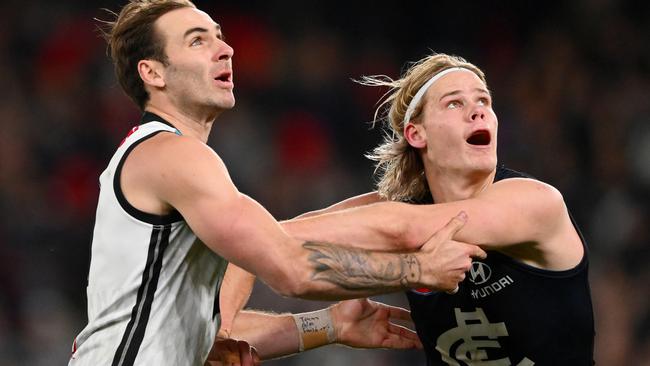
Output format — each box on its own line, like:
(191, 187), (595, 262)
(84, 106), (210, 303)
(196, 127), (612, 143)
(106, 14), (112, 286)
(402, 67), (475, 128)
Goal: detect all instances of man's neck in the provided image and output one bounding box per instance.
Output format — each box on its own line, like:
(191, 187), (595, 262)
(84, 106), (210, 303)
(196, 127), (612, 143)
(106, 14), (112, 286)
(425, 166), (496, 203)
(145, 104), (220, 143)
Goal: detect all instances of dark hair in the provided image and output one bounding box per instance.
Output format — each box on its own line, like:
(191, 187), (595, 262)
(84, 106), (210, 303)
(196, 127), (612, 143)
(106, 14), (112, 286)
(99, 0), (196, 109)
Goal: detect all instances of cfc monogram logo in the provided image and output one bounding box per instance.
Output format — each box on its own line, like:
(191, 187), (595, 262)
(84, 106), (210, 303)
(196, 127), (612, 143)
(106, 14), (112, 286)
(436, 308), (535, 366)
(469, 261), (491, 284)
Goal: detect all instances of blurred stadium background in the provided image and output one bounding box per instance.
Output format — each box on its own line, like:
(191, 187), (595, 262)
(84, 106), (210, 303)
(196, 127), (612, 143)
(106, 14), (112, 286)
(0, 0), (649, 364)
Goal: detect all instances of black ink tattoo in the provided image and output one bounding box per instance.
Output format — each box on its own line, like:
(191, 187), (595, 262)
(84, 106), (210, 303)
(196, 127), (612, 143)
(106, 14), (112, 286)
(303, 241), (421, 291)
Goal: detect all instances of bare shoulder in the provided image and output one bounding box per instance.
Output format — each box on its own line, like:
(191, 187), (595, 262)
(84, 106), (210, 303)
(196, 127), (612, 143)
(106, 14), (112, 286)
(487, 178), (583, 269)
(489, 177), (562, 197)
(124, 132), (234, 208)
(132, 133), (227, 180)
(485, 177), (565, 216)
(135, 132), (225, 169)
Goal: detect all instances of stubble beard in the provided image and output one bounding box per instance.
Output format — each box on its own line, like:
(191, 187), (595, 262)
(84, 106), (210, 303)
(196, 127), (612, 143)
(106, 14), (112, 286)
(166, 63), (234, 114)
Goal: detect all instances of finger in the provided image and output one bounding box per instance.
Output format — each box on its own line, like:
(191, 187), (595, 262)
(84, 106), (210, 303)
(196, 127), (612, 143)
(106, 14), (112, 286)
(434, 211), (468, 240)
(251, 347), (261, 366)
(217, 327), (231, 339)
(445, 285), (459, 295)
(384, 304), (413, 322)
(207, 339), (236, 361)
(468, 244), (487, 259)
(223, 353), (240, 365)
(382, 335), (420, 349)
(387, 323), (420, 342)
(382, 327), (423, 349)
(237, 340), (253, 366)
(222, 340), (241, 364)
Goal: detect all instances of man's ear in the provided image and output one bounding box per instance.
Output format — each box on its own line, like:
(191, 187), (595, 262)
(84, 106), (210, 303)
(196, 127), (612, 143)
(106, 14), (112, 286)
(404, 122), (427, 148)
(137, 59), (166, 88)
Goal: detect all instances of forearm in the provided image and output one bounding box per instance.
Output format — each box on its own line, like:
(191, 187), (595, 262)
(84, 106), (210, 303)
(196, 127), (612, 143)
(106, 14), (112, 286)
(280, 239), (424, 300)
(218, 264), (256, 337)
(229, 310), (301, 360)
(216, 225), (426, 300)
(284, 179), (569, 254)
(198, 194), (433, 300)
(282, 201), (421, 252)
(231, 309), (338, 360)
(283, 199), (494, 252)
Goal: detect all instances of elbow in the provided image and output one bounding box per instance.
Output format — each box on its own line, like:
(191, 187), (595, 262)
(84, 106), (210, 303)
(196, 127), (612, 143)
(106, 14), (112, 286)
(401, 219), (424, 250)
(264, 261), (309, 298)
(271, 279), (303, 299)
(388, 203), (422, 250)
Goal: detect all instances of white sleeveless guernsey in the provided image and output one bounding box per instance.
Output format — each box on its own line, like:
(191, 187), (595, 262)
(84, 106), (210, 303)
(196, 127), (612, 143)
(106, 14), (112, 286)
(70, 113), (228, 366)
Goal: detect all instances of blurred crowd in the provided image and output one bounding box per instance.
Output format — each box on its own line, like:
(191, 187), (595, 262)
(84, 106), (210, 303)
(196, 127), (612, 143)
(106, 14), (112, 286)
(0, 0), (648, 365)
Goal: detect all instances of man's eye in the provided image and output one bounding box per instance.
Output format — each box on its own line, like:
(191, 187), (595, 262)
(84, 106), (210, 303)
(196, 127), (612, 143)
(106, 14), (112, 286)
(477, 97), (490, 106)
(191, 38), (202, 46)
(447, 100), (462, 109)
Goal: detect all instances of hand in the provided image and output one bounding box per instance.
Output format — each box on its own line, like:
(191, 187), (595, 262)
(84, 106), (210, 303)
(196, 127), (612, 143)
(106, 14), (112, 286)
(417, 211), (487, 292)
(204, 336), (260, 366)
(330, 298), (422, 349)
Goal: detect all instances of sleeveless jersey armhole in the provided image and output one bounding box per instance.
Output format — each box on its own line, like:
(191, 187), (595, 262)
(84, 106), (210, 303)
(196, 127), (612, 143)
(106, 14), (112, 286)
(113, 130), (183, 225)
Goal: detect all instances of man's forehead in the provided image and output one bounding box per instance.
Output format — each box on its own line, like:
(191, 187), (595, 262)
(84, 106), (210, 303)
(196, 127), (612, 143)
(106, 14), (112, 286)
(156, 7), (220, 36)
(431, 71), (488, 95)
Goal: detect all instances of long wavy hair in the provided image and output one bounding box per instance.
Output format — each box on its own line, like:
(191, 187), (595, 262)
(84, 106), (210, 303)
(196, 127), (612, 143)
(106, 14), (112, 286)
(358, 53), (486, 202)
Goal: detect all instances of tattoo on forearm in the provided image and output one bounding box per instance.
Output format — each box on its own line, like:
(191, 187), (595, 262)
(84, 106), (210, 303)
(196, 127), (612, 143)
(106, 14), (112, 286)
(303, 242), (421, 291)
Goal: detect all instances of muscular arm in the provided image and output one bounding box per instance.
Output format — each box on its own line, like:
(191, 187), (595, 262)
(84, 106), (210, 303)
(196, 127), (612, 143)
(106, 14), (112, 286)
(227, 300), (421, 360)
(129, 134), (476, 298)
(283, 178), (583, 270)
(217, 266), (421, 360)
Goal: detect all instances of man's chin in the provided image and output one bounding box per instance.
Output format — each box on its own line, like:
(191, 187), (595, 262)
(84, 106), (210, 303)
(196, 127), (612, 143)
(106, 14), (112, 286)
(225, 95), (236, 109)
(212, 97), (235, 110)
(465, 159), (497, 177)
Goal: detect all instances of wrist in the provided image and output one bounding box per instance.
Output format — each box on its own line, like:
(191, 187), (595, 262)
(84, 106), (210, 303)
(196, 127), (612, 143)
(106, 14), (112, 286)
(403, 252), (423, 288)
(292, 308), (336, 352)
(328, 304), (343, 344)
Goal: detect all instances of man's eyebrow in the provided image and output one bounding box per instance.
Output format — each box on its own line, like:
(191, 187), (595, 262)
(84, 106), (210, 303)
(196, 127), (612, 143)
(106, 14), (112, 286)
(183, 24), (222, 39)
(438, 88), (491, 101)
(475, 87), (491, 96)
(438, 90), (462, 102)
(184, 27), (207, 38)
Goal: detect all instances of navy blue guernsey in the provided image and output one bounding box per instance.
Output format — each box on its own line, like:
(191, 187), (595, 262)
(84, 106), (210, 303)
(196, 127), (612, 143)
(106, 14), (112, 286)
(406, 166), (595, 365)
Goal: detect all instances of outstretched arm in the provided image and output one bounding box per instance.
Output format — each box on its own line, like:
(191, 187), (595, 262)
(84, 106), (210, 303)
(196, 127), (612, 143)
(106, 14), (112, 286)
(141, 135), (484, 298)
(210, 299), (421, 362)
(283, 178), (583, 270)
(212, 263), (421, 363)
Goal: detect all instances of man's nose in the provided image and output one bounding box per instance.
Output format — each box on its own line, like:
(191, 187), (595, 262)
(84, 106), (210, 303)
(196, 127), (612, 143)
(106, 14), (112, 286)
(469, 107), (485, 122)
(213, 40), (234, 61)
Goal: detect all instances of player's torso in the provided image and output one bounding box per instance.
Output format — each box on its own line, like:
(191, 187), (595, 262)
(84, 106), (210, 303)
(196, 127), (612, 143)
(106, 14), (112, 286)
(408, 250), (593, 366)
(407, 167), (595, 366)
(71, 113), (229, 366)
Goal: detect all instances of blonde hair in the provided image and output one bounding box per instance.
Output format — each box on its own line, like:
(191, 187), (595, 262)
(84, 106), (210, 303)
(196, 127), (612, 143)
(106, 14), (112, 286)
(359, 53), (487, 202)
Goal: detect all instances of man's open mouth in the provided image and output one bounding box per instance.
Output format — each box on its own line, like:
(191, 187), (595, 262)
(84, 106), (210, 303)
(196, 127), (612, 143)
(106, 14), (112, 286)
(214, 71), (232, 82)
(466, 129), (491, 146)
